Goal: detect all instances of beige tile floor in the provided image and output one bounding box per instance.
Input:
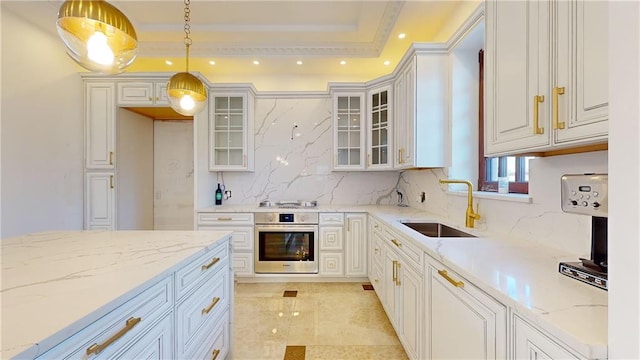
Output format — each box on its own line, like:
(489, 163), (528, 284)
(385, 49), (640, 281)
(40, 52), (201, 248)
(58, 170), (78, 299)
(233, 282), (408, 360)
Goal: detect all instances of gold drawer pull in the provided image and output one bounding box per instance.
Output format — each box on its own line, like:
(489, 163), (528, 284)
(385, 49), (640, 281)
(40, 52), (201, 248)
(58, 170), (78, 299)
(395, 261), (401, 286)
(392, 260), (397, 283)
(202, 257), (221, 271)
(217, 217), (233, 221)
(374, 224), (379, 229)
(391, 238), (402, 247)
(109, 151), (114, 165)
(86, 317), (141, 356)
(110, 175), (114, 189)
(212, 349), (221, 360)
(202, 297), (221, 315)
(438, 269), (464, 288)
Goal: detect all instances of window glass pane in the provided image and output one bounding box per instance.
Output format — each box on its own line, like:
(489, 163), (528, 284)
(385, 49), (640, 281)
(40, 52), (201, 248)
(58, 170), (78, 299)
(487, 157), (498, 181)
(523, 156), (535, 181)
(507, 157), (516, 181)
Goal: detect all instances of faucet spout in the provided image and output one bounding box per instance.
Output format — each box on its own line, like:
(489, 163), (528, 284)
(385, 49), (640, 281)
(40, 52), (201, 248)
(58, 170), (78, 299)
(439, 179), (480, 228)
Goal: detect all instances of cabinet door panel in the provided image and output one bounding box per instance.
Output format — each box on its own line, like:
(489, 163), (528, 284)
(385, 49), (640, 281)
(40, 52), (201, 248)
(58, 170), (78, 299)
(399, 264), (422, 359)
(85, 172), (116, 230)
(319, 253), (344, 276)
(428, 262), (507, 359)
(320, 227), (344, 250)
(485, 0), (551, 155)
(117, 82), (154, 105)
(345, 214), (367, 276)
(86, 83), (116, 169)
(513, 315), (580, 359)
(111, 314), (172, 360)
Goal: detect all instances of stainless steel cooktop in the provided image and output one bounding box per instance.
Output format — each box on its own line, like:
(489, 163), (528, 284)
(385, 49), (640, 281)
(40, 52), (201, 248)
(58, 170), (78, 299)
(258, 200), (318, 209)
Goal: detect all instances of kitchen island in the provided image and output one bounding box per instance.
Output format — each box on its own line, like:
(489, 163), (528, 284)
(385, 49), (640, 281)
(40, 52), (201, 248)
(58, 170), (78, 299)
(1, 230), (233, 359)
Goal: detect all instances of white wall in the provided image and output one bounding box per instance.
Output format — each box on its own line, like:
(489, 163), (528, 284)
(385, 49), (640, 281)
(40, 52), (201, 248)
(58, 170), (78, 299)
(116, 109), (154, 230)
(154, 120), (194, 230)
(609, 1), (640, 357)
(198, 96), (400, 207)
(1, 8), (83, 238)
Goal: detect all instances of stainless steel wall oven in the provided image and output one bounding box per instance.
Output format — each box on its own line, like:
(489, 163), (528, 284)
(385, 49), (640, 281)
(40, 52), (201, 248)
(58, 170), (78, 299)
(254, 212), (319, 274)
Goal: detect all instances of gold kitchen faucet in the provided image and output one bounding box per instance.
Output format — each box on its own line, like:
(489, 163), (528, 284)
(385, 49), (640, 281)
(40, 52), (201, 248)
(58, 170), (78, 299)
(439, 179), (481, 228)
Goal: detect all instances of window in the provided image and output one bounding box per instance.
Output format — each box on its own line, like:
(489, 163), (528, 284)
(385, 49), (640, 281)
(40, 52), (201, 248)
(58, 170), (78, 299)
(478, 49), (532, 194)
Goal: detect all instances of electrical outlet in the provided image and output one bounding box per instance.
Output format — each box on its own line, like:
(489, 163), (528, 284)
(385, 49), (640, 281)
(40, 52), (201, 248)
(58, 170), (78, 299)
(417, 191), (426, 203)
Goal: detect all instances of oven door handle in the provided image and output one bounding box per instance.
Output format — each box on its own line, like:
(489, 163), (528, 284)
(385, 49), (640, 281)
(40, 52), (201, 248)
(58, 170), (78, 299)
(255, 225), (319, 232)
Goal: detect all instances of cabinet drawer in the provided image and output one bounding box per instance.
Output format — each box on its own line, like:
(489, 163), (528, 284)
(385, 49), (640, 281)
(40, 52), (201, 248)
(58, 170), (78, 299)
(175, 241), (229, 300)
(383, 227), (423, 269)
(192, 312), (230, 360)
(200, 226), (253, 251)
(110, 313), (172, 360)
(370, 217), (384, 233)
(371, 231), (384, 268)
(320, 213), (344, 225)
(197, 212), (254, 226)
(175, 265), (230, 359)
(320, 226), (344, 250)
(320, 253), (344, 276)
(37, 276), (173, 359)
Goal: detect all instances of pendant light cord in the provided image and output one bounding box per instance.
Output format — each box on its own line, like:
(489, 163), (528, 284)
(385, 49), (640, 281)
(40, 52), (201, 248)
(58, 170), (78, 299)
(183, 0), (192, 72)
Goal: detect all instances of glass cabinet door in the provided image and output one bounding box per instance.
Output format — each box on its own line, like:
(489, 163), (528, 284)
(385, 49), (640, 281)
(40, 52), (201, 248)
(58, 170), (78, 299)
(334, 94), (365, 170)
(210, 93), (251, 170)
(368, 87), (391, 168)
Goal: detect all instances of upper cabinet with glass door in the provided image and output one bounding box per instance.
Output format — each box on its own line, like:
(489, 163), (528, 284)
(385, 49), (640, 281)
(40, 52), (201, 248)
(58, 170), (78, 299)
(367, 85), (393, 170)
(209, 87), (255, 171)
(333, 92), (366, 171)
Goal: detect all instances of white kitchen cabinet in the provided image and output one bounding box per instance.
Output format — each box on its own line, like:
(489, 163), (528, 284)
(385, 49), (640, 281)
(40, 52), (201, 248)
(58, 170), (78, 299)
(116, 80), (169, 106)
(209, 88), (255, 171)
(394, 48), (449, 169)
(513, 314), (581, 359)
(368, 217), (386, 299)
(110, 314), (173, 360)
(377, 222), (423, 360)
(366, 85), (393, 170)
(85, 172), (116, 230)
(345, 213), (367, 276)
(332, 91), (366, 171)
(85, 81), (116, 169)
(485, 0), (608, 156)
(319, 213), (345, 276)
(425, 255), (507, 359)
(197, 212), (254, 277)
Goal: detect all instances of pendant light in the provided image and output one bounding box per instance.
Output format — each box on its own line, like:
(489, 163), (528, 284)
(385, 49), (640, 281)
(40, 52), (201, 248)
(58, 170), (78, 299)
(166, 0), (207, 116)
(56, 0), (138, 74)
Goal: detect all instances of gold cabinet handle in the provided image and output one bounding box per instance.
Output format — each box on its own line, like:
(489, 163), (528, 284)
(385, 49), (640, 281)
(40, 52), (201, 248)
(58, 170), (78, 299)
(86, 317), (141, 356)
(202, 257), (221, 271)
(110, 175), (114, 189)
(438, 269), (464, 288)
(217, 217), (233, 221)
(202, 297), (221, 315)
(392, 260), (397, 283)
(374, 247), (379, 254)
(211, 349), (221, 360)
(396, 262), (401, 286)
(374, 223), (379, 229)
(391, 238), (402, 247)
(553, 87), (566, 130)
(533, 95), (545, 134)
(109, 151), (114, 165)
(148, 96), (153, 101)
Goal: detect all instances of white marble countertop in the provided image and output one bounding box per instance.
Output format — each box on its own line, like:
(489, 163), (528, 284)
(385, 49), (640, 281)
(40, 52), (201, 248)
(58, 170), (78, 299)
(198, 204), (607, 358)
(1, 230), (232, 359)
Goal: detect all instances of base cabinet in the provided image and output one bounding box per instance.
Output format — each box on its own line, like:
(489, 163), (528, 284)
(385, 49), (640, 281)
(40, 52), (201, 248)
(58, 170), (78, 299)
(111, 314), (173, 360)
(197, 213), (254, 277)
(425, 256), (507, 359)
(513, 314), (581, 359)
(345, 213), (367, 276)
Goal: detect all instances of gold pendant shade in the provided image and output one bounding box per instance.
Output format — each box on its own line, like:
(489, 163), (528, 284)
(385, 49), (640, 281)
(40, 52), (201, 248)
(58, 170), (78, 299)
(167, 72), (207, 116)
(56, 0), (138, 74)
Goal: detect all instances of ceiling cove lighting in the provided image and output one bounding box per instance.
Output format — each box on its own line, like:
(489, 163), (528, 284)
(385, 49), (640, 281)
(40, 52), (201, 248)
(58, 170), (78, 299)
(166, 0), (207, 116)
(56, 0), (138, 73)
(398, 33), (406, 39)
(340, 60), (347, 65)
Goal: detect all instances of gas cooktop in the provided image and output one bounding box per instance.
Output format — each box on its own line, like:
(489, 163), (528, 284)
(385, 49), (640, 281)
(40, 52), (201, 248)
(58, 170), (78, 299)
(258, 200), (318, 209)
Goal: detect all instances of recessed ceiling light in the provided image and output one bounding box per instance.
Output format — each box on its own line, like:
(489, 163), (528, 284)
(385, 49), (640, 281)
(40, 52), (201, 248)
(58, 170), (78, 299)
(296, 60), (303, 65)
(253, 60), (260, 65)
(209, 60), (216, 65)
(398, 33), (406, 39)
(165, 60), (173, 66)
(340, 60), (347, 65)
(384, 60), (391, 66)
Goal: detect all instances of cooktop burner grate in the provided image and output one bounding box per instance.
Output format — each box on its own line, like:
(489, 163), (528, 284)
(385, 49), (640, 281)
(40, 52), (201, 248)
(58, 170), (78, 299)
(258, 200), (317, 208)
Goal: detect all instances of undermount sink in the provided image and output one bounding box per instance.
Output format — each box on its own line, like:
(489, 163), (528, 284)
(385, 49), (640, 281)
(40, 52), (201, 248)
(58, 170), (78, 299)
(401, 222), (476, 238)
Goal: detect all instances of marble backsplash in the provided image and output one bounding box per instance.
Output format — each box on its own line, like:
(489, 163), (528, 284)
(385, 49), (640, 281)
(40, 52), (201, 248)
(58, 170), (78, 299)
(212, 96), (400, 205)
(398, 151), (608, 256)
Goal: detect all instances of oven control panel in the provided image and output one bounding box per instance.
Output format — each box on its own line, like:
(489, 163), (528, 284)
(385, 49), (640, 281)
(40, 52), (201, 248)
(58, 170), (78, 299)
(254, 212), (319, 225)
(560, 173), (608, 217)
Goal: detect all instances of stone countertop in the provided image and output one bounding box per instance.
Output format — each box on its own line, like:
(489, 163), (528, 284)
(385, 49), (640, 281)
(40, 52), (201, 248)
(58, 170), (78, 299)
(1, 230), (233, 359)
(197, 204), (607, 358)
